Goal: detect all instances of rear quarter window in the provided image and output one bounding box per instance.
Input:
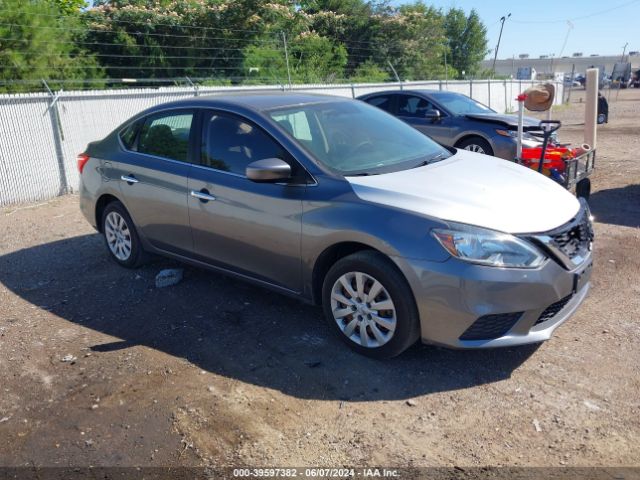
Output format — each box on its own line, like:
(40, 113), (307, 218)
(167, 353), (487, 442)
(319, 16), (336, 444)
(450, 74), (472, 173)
(119, 122), (139, 150)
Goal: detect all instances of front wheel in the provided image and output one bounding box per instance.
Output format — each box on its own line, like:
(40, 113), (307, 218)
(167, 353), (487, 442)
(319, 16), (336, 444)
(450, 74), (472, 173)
(322, 251), (420, 359)
(457, 137), (494, 156)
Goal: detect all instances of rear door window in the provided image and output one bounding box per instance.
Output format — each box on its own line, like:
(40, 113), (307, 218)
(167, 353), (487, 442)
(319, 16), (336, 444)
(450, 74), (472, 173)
(137, 111), (194, 162)
(365, 95), (393, 113)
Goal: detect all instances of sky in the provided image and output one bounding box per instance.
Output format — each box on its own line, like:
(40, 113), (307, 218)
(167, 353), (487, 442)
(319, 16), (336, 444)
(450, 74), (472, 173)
(394, 0), (639, 60)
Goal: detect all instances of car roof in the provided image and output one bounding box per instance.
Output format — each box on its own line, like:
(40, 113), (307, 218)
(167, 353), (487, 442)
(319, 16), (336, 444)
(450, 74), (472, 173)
(144, 91), (346, 114)
(358, 89), (463, 98)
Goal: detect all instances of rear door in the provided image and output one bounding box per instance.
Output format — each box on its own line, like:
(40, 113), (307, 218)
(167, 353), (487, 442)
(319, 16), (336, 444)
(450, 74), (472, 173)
(362, 93), (397, 114)
(114, 109), (195, 254)
(187, 110), (305, 292)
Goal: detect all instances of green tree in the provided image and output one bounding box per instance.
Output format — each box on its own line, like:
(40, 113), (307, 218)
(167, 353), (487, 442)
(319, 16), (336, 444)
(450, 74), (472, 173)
(444, 7), (488, 79)
(83, 0), (290, 81)
(244, 33), (348, 84)
(0, 0), (102, 92)
(48, 0), (87, 15)
(349, 60), (389, 83)
(371, 2), (448, 80)
(300, 0), (383, 74)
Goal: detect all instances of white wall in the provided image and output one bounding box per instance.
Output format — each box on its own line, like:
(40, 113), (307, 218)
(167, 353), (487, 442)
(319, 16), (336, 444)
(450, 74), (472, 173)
(0, 79), (563, 206)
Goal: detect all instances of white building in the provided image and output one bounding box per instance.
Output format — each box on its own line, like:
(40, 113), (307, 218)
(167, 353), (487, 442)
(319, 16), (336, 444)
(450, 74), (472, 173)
(482, 54), (640, 77)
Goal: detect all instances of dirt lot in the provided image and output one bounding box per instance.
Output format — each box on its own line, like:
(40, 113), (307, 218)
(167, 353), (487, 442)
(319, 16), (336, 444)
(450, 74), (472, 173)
(1, 88), (639, 471)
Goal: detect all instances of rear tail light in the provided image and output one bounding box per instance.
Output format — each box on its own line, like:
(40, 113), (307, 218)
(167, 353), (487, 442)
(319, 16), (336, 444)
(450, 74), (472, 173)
(77, 153), (90, 174)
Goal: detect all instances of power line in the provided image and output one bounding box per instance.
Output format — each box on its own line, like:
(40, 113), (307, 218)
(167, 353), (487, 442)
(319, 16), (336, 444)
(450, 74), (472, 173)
(510, 0), (640, 24)
(0, 21), (448, 50)
(1, 9), (267, 35)
(0, 22), (281, 44)
(0, 52), (265, 61)
(0, 37), (280, 52)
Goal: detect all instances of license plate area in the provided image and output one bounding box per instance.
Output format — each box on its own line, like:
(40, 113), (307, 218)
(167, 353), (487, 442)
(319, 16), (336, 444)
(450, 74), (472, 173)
(573, 261), (593, 293)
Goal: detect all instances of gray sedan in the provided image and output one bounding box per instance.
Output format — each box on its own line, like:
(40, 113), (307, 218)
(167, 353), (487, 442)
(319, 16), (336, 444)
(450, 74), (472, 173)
(78, 93), (593, 358)
(358, 89), (542, 159)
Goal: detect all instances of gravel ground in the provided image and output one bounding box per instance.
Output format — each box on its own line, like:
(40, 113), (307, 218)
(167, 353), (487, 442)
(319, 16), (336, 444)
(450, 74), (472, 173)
(0, 88), (639, 470)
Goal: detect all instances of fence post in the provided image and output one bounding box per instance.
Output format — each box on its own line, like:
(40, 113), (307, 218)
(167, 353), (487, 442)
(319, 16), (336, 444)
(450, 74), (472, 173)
(350, 83), (356, 98)
(487, 80), (491, 108)
(439, 80), (443, 91)
(469, 79), (473, 98)
(42, 81), (69, 195)
(185, 76), (199, 97)
(281, 31), (292, 90)
(504, 79), (508, 113)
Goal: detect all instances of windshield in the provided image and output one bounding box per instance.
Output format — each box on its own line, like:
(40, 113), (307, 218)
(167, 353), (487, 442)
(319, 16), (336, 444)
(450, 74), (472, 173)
(268, 100), (449, 175)
(431, 92), (495, 115)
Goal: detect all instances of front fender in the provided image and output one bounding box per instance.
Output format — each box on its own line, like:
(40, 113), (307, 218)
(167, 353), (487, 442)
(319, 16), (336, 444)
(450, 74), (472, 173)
(300, 177), (450, 297)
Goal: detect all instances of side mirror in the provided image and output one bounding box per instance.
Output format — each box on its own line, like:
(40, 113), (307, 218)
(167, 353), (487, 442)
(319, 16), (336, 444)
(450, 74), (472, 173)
(424, 109), (441, 119)
(246, 158), (291, 183)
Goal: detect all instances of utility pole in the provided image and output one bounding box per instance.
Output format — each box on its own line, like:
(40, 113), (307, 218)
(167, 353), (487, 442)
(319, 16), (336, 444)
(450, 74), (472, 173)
(444, 49), (448, 85)
(281, 31), (292, 90)
(492, 13), (511, 76)
(621, 42), (629, 61)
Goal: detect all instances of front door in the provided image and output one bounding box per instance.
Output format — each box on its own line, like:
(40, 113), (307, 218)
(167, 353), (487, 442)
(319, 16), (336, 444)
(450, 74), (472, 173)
(395, 94), (454, 145)
(187, 110), (304, 292)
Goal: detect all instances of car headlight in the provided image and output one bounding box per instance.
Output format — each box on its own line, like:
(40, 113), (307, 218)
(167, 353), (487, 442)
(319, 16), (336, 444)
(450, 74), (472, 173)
(495, 129), (519, 138)
(495, 129), (541, 144)
(432, 225), (546, 268)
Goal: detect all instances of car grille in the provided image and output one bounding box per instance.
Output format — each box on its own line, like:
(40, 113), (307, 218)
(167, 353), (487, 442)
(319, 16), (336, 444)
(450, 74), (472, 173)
(548, 209), (593, 260)
(526, 201), (594, 269)
(459, 312), (523, 341)
(534, 294), (573, 326)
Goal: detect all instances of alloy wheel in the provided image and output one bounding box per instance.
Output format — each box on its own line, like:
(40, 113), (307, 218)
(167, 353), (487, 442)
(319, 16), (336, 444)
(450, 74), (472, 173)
(464, 144), (485, 154)
(104, 211), (132, 261)
(330, 271), (397, 348)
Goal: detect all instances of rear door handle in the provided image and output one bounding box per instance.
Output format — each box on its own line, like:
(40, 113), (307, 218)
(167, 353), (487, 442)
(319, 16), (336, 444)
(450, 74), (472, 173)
(190, 190), (216, 202)
(121, 175), (139, 184)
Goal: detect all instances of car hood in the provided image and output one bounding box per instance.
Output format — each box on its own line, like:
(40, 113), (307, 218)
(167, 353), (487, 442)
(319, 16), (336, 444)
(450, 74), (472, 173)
(465, 113), (540, 130)
(346, 149), (580, 234)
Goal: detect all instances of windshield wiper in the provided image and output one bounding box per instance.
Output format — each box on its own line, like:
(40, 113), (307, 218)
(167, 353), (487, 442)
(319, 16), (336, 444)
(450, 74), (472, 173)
(428, 152), (447, 162)
(411, 152), (447, 169)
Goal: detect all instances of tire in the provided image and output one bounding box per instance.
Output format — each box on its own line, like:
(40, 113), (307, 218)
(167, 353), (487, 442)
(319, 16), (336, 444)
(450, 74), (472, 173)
(101, 201), (145, 268)
(576, 178), (591, 201)
(456, 136), (494, 156)
(322, 251), (420, 359)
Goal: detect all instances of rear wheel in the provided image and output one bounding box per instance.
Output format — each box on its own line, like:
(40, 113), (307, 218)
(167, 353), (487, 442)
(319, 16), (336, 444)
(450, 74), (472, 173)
(457, 136), (494, 156)
(102, 201), (144, 268)
(322, 251), (420, 359)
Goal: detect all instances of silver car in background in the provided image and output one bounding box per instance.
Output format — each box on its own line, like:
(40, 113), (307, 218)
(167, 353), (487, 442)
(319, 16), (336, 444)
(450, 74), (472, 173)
(79, 93), (593, 358)
(358, 89), (544, 160)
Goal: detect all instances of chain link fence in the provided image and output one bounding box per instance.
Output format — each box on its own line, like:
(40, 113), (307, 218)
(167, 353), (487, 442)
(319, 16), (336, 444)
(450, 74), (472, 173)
(0, 79), (562, 206)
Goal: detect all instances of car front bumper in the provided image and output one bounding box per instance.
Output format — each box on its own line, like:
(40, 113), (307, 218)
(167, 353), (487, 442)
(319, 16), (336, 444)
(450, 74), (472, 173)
(393, 253), (592, 349)
(489, 135), (518, 160)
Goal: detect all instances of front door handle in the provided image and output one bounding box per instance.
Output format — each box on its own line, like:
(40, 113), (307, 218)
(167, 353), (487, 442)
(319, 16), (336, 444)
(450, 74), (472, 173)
(190, 189), (216, 202)
(121, 175), (139, 184)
